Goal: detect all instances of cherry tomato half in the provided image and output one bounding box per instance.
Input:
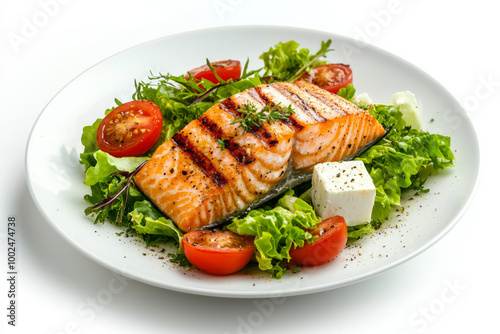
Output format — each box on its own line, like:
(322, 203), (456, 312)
(96, 100), (163, 157)
(300, 63), (353, 94)
(185, 59), (241, 86)
(289, 216), (348, 266)
(182, 230), (255, 275)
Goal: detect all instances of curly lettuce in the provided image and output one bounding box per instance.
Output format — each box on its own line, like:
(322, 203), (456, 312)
(259, 39), (332, 81)
(360, 104), (454, 223)
(336, 89), (455, 240)
(226, 191), (320, 278)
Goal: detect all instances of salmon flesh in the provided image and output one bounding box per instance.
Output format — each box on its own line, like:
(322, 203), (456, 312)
(134, 81), (386, 232)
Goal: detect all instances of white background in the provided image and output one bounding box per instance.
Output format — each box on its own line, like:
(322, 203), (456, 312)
(1, 0), (498, 333)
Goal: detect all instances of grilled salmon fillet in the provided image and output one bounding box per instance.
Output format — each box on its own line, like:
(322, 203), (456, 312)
(134, 81), (385, 232)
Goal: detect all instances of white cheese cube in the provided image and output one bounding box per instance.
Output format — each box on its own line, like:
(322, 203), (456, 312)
(311, 161), (376, 226)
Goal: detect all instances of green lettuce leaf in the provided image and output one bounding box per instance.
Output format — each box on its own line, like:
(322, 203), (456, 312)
(355, 103), (455, 228)
(129, 201), (183, 247)
(327, 86), (455, 240)
(259, 40), (332, 81)
(83, 151), (149, 186)
(336, 83), (356, 100)
(226, 191), (320, 278)
(79, 118), (101, 171)
(347, 223), (377, 242)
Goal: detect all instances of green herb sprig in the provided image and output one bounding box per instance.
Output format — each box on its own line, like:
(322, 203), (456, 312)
(217, 138), (226, 151)
(231, 102), (295, 131)
(85, 161), (148, 223)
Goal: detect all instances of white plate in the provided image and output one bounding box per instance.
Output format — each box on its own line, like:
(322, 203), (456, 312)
(25, 26), (479, 298)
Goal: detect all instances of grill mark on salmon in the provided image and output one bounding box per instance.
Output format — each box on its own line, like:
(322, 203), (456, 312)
(198, 115), (255, 165)
(272, 83), (327, 123)
(220, 97), (239, 116)
(251, 85), (305, 132)
(172, 132), (228, 187)
(246, 87), (268, 105)
(295, 81), (348, 116)
(180, 119), (261, 210)
(279, 82), (345, 121)
(221, 94), (280, 148)
(134, 81), (386, 232)
(284, 116), (305, 132)
(294, 81), (364, 116)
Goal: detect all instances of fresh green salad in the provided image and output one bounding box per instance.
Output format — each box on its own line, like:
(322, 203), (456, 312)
(80, 40), (454, 278)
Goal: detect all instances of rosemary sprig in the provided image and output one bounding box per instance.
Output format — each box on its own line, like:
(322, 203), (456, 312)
(217, 138), (226, 151)
(231, 102), (295, 132)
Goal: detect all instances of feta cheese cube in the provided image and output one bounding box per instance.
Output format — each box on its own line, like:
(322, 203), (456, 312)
(311, 161), (376, 226)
